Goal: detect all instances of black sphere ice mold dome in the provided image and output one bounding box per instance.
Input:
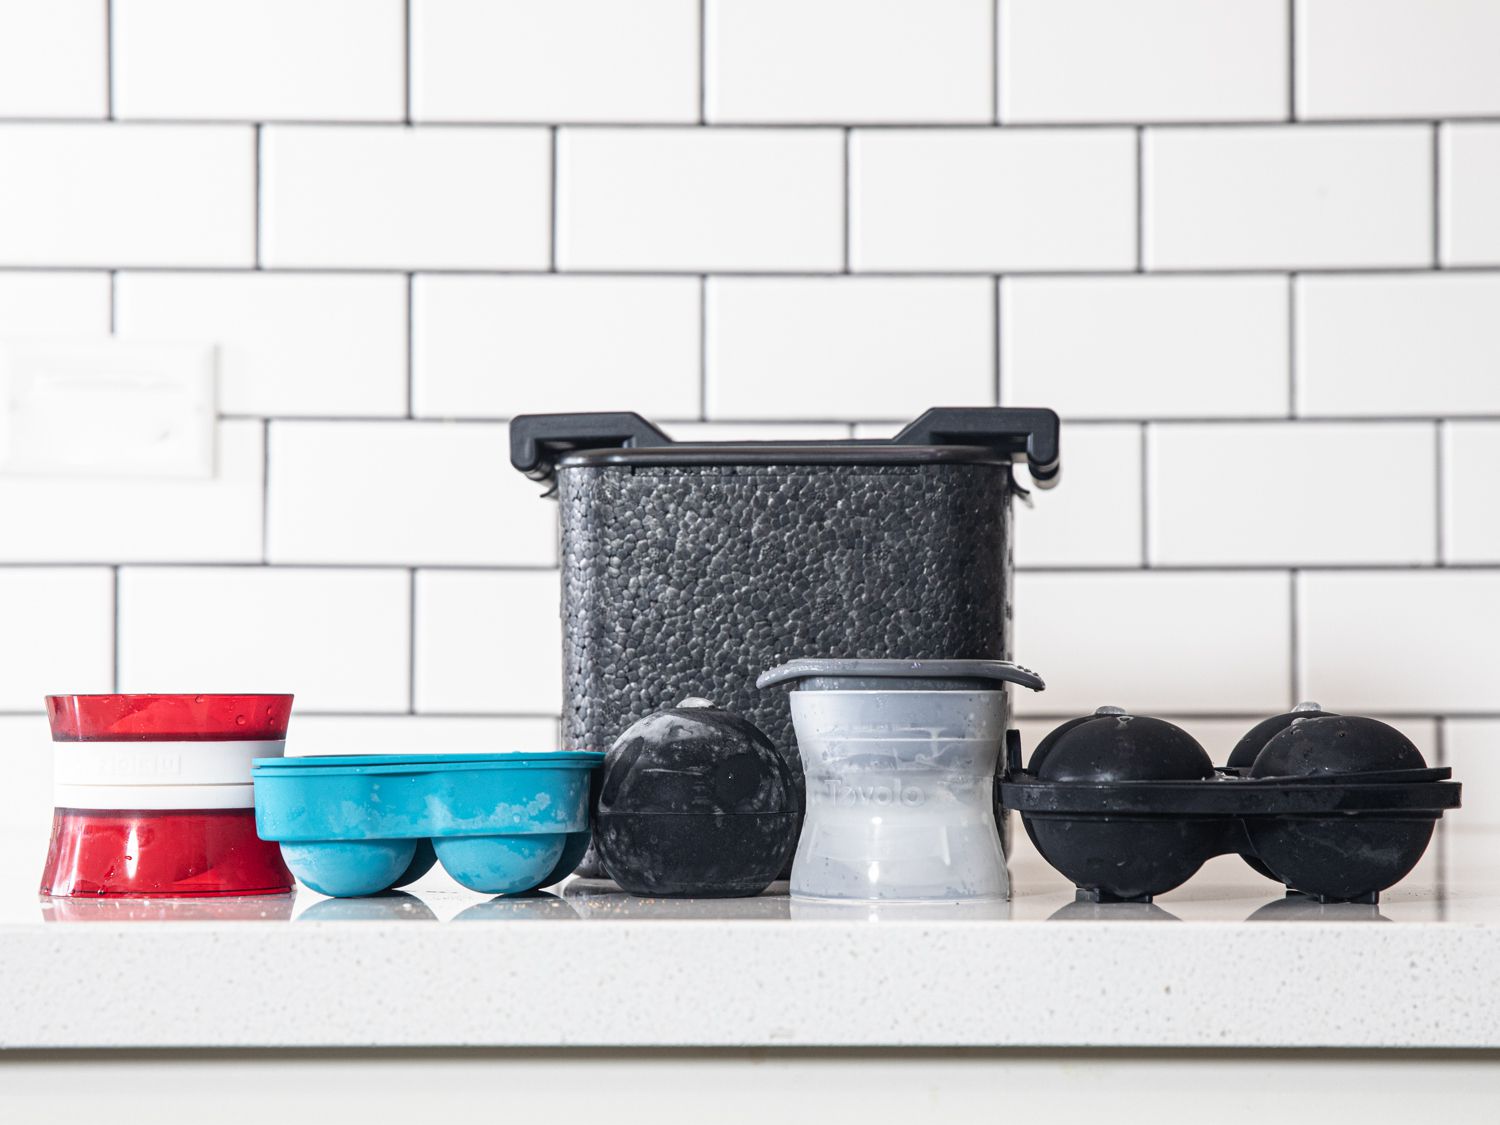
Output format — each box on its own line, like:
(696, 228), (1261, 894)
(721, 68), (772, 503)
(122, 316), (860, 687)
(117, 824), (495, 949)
(594, 699), (798, 898)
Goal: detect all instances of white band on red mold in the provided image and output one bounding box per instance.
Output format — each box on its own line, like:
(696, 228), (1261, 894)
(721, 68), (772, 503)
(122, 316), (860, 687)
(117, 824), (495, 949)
(53, 782), (258, 811)
(52, 738), (285, 806)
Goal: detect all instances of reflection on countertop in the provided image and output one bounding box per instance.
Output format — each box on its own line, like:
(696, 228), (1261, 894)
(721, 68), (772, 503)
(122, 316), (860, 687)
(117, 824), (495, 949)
(8, 830), (1496, 927)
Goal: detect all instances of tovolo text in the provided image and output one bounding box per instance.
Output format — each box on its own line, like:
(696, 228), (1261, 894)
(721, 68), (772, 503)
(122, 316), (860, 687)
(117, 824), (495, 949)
(814, 777), (925, 807)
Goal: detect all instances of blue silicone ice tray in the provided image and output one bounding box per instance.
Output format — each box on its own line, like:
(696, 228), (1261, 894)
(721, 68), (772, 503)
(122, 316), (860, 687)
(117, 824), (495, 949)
(252, 752), (603, 898)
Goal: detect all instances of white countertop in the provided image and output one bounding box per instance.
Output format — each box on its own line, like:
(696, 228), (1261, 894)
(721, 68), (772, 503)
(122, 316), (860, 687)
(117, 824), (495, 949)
(4, 826), (1499, 1051)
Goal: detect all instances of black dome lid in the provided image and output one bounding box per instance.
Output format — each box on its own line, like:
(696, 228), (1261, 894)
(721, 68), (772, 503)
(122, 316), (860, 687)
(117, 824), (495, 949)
(598, 700), (796, 816)
(1250, 715), (1427, 778)
(1037, 712), (1214, 784)
(1228, 702), (1338, 770)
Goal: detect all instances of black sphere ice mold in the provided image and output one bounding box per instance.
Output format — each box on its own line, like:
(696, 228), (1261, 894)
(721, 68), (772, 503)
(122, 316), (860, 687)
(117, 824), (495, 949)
(594, 699), (798, 898)
(1000, 705), (1461, 905)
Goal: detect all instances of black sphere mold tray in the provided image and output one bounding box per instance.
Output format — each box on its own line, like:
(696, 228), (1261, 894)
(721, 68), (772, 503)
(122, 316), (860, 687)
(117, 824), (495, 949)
(999, 706), (1461, 905)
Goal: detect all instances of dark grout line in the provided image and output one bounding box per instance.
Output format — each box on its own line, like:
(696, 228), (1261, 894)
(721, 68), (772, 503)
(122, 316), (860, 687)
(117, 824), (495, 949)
(990, 0), (1000, 123)
(1432, 122), (1443, 267)
(1134, 127), (1145, 270)
(698, 276), (709, 421)
(5, 264), (1500, 280)
(260, 419), (271, 562)
(993, 276), (1003, 405)
(105, 1), (114, 121)
(252, 124), (263, 269)
(1139, 422), (1150, 566)
(110, 566), (121, 692)
(405, 273), (416, 418)
(403, 0), (413, 125)
(1286, 273), (1297, 416)
(1286, 0), (1296, 121)
(697, 0), (707, 124)
(1018, 561), (1500, 574)
(1435, 420), (1447, 564)
(15, 115), (1500, 129)
(191, 410), (1500, 426)
(548, 126), (559, 271)
(9, 559), (1497, 575)
(407, 568), (418, 714)
(14, 263), (1500, 282)
(1288, 569), (1300, 704)
(841, 128), (851, 273)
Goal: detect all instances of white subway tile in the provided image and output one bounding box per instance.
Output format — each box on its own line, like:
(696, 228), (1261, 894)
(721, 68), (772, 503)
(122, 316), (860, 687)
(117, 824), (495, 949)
(261, 126), (551, 270)
(1015, 424), (1140, 568)
(1441, 124), (1500, 267)
(0, 715), (57, 837)
(266, 422), (555, 566)
(704, 278), (993, 420)
(116, 272), (407, 417)
(1012, 572), (1291, 715)
(1149, 422), (1436, 566)
(414, 570), (561, 714)
(413, 0), (697, 123)
(1445, 721), (1500, 831)
(707, 0), (990, 123)
(1001, 275), (1288, 419)
(0, 273), (111, 336)
(665, 423), (853, 441)
(0, 420), (264, 563)
(1000, 0), (1287, 123)
(1444, 422), (1500, 564)
(0, 125), (254, 267)
(412, 275), (700, 419)
(118, 567), (410, 712)
(851, 129), (1136, 271)
(0, 568), (113, 709)
(1297, 0), (1500, 119)
(288, 714), (559, 756)
(0, 0), (106, 117)
(556, 128), (843, 271)
(114, 0), (403, 121)
(1297, 273), (1500, 416)
(1144, 126), (1431, 269)
(1300, 571), (1500, 713)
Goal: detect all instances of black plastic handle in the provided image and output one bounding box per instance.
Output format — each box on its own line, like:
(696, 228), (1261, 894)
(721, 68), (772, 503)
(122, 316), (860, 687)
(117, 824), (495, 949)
(511, 407), (1062, 487)
(893, 407), (1061, 489)
(510, 412), (671, 483)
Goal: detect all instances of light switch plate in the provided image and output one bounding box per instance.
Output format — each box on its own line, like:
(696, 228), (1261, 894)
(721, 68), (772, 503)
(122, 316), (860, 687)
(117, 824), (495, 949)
(0, 338), (217, 478)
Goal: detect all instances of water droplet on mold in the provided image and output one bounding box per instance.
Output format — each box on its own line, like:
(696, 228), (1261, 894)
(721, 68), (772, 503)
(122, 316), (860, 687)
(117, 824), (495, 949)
(235, 715), (247, 726)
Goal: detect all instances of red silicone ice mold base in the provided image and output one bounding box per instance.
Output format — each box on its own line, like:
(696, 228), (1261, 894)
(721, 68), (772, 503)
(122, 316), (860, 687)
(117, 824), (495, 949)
(46, 694), (293, 742)
(39, 808), (293, 898)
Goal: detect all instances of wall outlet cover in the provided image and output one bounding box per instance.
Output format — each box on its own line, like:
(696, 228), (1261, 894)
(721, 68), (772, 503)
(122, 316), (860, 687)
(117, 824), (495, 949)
(0, 338), (217, 479)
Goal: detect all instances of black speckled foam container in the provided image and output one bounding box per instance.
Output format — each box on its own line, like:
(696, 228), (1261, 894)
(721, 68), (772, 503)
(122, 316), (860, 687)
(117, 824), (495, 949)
(511, 409), (1061, 877)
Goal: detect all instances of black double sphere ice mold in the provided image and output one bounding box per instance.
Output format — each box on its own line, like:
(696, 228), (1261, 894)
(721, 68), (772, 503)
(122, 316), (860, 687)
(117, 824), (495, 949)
(1001, 705), (1461, 904)
(512, 407), (1061, 876)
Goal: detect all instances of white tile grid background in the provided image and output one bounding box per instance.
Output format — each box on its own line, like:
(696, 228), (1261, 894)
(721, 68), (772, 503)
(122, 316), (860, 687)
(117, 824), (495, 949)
(0, 2), (1498, 885)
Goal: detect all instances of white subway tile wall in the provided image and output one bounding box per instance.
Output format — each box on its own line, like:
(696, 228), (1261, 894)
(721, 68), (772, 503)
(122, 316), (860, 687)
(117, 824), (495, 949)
(113, 0), (406, 122)
(1441, 123), (1500, 266)
(0, 4), (1495, 861)
(851, 128), (1137, 271)
(704, 277), (994, 419)
(999, 0), (1289, 124)
(706, 0), (992, 124)
(116, 272), (410, 416)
